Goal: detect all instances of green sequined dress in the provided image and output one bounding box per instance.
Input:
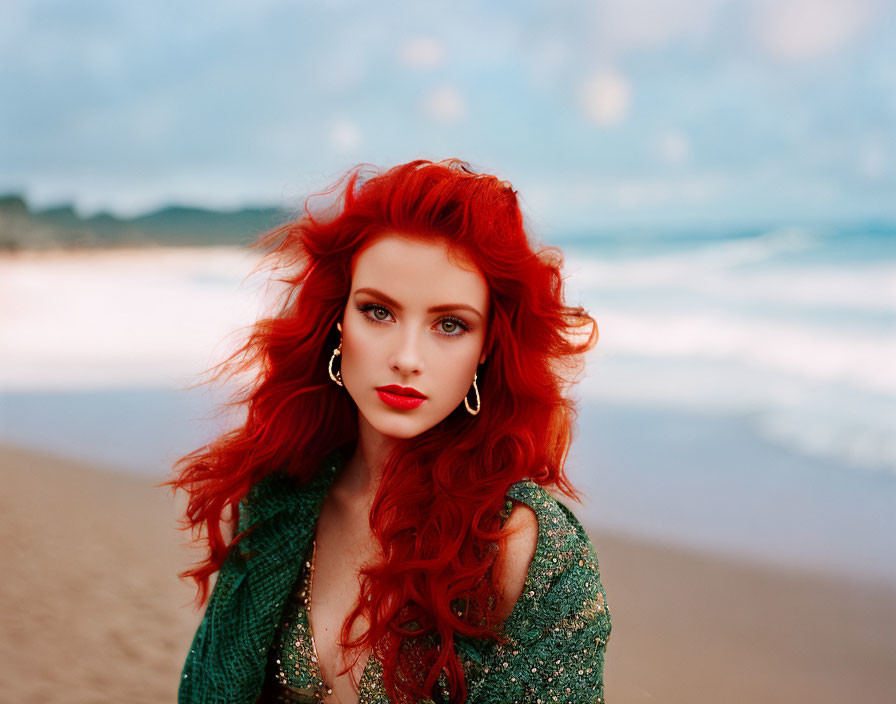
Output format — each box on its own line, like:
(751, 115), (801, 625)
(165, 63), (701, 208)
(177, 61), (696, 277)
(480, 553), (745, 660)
(178, 452), (611, 704)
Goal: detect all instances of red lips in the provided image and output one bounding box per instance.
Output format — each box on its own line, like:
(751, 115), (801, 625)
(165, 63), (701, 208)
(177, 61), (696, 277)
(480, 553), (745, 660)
(376, 385), (427, 410)
(376, 385), (427, 398)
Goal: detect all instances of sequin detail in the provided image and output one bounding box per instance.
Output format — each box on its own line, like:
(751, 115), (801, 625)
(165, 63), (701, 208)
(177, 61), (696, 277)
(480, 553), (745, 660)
(259, 540), (336, 702)
(459, 480), (612, 704)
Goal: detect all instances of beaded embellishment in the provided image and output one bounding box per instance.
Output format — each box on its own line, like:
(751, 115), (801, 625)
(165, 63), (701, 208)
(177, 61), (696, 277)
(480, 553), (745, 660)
(262, 540), (334, 702)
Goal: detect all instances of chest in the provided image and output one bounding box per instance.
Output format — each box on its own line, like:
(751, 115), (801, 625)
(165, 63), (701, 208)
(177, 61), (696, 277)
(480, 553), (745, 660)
(306, 496), (381, 703)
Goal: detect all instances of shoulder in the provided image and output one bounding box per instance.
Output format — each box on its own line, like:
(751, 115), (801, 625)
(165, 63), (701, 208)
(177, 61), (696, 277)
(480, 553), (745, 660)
(236, 471), (304, 533)
(500, 480), (611, 640)
(236, 453), (342, 533)
(461, 480), (612, 702)
(493, 497), (539, 620)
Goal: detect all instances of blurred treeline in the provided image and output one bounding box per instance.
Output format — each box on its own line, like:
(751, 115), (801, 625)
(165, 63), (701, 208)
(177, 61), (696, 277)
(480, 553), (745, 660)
(0, 194), (289, 250)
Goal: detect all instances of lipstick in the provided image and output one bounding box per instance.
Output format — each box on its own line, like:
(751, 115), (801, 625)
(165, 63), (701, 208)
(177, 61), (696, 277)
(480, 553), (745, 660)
(376, 385), (427, 410)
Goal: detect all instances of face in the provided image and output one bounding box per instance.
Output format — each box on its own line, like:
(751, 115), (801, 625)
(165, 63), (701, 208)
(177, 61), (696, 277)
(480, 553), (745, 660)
(338, 232), (489, 441)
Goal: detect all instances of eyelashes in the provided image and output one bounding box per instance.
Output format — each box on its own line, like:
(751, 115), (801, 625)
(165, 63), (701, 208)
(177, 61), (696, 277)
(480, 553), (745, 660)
(354, 303), (471, 338)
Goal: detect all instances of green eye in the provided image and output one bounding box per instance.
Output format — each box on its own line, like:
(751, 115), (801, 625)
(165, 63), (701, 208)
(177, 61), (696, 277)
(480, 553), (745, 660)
(355, 302), (393, 324)
(437, 317), (469, 336)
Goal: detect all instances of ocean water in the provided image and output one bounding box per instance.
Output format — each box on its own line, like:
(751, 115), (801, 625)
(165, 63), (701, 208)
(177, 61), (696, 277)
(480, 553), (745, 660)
(1, 225), (894, 584)
(559, 223), (896, 476)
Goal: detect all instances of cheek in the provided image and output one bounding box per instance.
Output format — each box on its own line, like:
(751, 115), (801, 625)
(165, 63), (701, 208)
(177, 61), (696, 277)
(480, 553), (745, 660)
(339, 325), (368, 386)
(434, 345), (481, 401)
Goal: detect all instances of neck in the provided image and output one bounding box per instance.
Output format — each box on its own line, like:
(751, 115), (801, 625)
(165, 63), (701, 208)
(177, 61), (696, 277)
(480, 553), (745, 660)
(340, 417), (397, 500)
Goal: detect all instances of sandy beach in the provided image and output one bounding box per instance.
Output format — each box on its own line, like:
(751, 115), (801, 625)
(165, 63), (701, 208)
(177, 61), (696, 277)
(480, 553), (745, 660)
(2, 442), (894, 704)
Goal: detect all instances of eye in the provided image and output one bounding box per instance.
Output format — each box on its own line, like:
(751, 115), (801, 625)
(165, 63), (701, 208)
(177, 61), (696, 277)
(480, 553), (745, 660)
(356, 303), (393, 324)
(436, 316), (470, 337)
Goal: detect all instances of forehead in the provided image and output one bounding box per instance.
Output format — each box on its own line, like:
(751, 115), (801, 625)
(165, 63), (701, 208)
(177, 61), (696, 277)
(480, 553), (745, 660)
(350, 232), (488, 306)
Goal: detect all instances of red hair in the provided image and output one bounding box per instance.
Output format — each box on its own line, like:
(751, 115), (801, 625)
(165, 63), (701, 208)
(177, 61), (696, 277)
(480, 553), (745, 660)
(161, 159), (597, 703)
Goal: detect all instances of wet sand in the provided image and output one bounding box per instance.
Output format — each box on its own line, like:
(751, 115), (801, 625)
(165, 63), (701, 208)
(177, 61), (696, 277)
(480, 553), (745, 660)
(1, 443), (893, 703)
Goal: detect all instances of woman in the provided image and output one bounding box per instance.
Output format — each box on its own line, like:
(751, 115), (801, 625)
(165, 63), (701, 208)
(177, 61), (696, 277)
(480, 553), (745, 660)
(166, 159), (611, 704)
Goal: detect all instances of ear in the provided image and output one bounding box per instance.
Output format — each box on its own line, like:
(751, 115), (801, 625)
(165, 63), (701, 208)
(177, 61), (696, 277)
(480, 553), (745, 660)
(478, 350), (487, 365)
(337, 320), (343, 334)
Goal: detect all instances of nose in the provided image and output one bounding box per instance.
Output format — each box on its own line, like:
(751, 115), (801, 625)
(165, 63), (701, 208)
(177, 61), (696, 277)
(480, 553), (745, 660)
(389, 326), (424, 376)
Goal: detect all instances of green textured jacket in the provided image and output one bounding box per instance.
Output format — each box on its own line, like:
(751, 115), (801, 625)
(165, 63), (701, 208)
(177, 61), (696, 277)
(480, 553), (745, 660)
(178, 453), (611, 704)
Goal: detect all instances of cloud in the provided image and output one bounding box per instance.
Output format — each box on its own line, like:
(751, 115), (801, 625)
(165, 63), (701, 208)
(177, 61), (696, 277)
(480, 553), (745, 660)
(527, 39), (573, 88)
(399, 37), (446, 69)
(859, 135), (886, 180)
(594, 0), (723, 53)
(329, 118), (362, 152)
(422, 84), (466, 123)
(750, 0), (880, 61)
(657, 129), (691, 164)
(609, 175), (724, 208)
(525, 173), (729, 218)
(578, 68), (631, 126)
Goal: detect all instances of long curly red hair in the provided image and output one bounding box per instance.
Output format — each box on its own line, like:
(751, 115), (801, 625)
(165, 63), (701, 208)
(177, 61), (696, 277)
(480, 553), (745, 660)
(161, 159), (597, 703)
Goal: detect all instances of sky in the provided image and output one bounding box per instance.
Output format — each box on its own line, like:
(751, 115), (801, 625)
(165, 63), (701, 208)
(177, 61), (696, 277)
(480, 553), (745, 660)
(2, 0), (895, 231)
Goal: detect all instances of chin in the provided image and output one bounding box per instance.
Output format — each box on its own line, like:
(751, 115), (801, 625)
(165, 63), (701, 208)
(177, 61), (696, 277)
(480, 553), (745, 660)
(367, 411), (440, 441)
(375, 421), (430, 441)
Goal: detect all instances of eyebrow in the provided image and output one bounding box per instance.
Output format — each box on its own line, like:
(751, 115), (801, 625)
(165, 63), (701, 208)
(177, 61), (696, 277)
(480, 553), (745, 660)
(353, 287), (484, 320)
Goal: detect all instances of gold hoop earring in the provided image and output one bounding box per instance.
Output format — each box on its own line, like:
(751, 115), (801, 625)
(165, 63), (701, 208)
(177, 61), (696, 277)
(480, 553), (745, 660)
(464, 372), (480, 415)
(328, 345), (343, 386)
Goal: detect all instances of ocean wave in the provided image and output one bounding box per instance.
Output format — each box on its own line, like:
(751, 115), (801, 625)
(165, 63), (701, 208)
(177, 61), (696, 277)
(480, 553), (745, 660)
(579, 356), (896, 475)
(585, 308), (896, 395)
(566, 256), (896, 314)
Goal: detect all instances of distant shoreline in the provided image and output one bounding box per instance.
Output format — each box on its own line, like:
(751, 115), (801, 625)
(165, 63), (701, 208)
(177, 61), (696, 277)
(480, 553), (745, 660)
(5, 191), (895, 252)
(0, 193), (288, 251)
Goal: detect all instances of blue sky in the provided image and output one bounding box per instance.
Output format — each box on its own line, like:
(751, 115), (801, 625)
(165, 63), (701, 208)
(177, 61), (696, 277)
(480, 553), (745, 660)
(2, 0), (895, 230)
